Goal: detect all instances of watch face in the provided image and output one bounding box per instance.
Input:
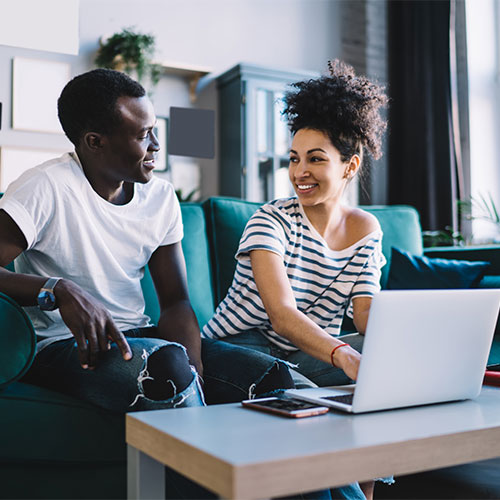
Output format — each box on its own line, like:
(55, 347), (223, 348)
(38, 290), (56, 310)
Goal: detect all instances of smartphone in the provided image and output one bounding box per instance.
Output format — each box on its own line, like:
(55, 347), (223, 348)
(241, 396), (329, 418)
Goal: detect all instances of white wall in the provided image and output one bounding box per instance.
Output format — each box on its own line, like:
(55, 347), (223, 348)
(78, 0), (340, 78)
(0, 0), (342, 196)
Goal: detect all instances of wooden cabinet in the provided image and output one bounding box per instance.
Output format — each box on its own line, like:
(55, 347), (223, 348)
(216, 63), (318, 202)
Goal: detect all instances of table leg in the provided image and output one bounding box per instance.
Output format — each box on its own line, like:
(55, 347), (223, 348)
(127, 445), (166, 500)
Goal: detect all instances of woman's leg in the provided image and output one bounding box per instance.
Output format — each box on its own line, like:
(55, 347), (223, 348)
(284, 333), (370, 500)
(201, 337), (295, 404)
(359, 481), (374, 500)
(219, 331), (319, 388)
(203, 334), (349, 500)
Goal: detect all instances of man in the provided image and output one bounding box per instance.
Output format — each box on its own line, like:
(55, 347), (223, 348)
(0, 69), (293, 412)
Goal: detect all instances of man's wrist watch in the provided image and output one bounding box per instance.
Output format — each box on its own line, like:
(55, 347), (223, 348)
(37, 277), (62, 311)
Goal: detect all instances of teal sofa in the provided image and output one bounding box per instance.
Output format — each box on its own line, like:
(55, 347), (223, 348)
(1, 196), (500, 499)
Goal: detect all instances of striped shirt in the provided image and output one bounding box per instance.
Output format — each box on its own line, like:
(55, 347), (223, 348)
(202, 198), (386, 351)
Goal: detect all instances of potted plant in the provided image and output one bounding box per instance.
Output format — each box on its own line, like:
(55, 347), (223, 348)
(95, 27), (162, 92)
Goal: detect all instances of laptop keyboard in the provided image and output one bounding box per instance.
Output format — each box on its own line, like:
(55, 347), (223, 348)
(321, 394), (354, 405)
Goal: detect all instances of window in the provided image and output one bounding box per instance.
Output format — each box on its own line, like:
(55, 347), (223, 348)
(466, 0), (500, 242)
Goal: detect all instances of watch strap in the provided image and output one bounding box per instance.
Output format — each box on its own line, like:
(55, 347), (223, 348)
(40, 277), (61, 293)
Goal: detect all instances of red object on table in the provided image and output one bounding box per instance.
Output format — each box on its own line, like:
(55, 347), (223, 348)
(483, 371), (500, 387)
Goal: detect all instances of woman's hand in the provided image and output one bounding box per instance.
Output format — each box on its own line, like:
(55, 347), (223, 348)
(331, 344), (361, 380)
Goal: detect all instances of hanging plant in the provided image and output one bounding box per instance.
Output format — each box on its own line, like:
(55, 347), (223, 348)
(95, 27), (162, 90)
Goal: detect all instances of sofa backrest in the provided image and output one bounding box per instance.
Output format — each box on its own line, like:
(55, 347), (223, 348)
(202, 198), (423, 304)
(203, 197), (261, 305)
(141, 202), (215, 329)
(361, 205), (423, 287)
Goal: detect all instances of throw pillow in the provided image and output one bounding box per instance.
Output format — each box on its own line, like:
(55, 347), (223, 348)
(386, 247), (490, 290)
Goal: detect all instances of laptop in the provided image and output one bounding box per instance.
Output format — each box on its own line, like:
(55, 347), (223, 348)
(286, 289), (500, 413)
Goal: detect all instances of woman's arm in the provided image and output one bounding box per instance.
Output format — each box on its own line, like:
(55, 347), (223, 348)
(352, 296), (372, 334)
(250, 249), (361, 380)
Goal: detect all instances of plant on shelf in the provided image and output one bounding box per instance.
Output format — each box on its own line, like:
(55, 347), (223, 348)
(423, 193), (500, 247)
(95, 27), (162, 92)
(422, 227), (465, 248)
(459, 192), (500, 230)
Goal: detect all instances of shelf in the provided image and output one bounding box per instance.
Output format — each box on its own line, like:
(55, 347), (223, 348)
(157, 61), (211, 77)
(156, 61), (212, 102)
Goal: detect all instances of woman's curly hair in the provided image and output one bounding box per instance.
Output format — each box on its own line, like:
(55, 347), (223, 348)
(282, 60), (389, 162)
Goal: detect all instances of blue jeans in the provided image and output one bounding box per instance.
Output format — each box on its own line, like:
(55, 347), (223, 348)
(23, 327), (295, 412)
(220, 330), (365, 388)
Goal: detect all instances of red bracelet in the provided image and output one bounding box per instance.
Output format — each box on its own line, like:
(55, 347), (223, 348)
(330, 343), (349, 367)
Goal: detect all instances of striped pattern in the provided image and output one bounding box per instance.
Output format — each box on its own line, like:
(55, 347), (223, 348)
(202, 198), (385, 351)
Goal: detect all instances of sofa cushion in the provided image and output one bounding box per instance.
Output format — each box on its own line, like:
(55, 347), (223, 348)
(0, 292), (36, 389)
(426, 244), (500, 275)
(141, 202), (215, 328)
(203, 197), (260, 304)
(386, 247), (490, 290)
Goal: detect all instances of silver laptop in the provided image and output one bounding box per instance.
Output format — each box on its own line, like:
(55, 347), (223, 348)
(286, 289), (500, 413)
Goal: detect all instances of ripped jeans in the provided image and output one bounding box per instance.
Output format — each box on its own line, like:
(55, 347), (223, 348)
(22, 327), (295, 413)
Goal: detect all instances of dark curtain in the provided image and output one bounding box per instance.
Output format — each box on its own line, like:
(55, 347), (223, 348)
(387, 0), (459, 232)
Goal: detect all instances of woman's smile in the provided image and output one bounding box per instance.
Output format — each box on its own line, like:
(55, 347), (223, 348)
(296, 183), (318, 194)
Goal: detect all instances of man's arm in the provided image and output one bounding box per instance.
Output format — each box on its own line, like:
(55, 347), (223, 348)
(147, 242), (203, 374)
(0, 208), (44, 304)
(0, 209), (132, 369)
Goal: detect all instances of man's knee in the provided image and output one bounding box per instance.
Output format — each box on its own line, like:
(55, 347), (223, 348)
(141, 344), (194, 401)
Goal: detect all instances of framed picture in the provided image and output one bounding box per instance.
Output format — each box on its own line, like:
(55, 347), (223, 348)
(154, 117), (168, 172)
(0, 146), (67, 192)
(12, 57), (70, 134)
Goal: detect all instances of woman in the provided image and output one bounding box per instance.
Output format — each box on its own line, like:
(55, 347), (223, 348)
(203, 60), (390, 499)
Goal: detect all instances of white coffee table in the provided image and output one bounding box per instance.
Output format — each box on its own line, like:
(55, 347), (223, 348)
(126, 386), (500, 499)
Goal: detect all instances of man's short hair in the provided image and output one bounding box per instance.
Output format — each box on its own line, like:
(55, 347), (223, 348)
(58, 68), (146, 147)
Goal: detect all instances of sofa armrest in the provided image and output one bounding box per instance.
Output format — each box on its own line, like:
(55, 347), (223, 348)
(424, 245), (500, 275)
(0, 292), (36, 390)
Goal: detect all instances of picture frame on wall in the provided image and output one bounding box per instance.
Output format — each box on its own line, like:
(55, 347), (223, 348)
(0, 146), (67, 192)
(12, 57), (70, 134)
(153, 117), (168, 172)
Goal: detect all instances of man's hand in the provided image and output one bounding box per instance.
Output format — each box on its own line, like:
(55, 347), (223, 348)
(332, 345), (361, 381)
(55, 279), (132, 369)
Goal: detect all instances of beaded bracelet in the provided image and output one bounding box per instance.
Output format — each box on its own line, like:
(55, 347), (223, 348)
(330, 343), (349, 367)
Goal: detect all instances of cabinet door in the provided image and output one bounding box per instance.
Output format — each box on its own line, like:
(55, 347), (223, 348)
(245, 79), (294, 202)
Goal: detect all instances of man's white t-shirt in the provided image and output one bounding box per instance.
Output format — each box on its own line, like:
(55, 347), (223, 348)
(0, 152), (183, 346)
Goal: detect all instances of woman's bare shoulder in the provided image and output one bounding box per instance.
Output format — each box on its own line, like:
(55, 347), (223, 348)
(344, 207), (381, 240)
